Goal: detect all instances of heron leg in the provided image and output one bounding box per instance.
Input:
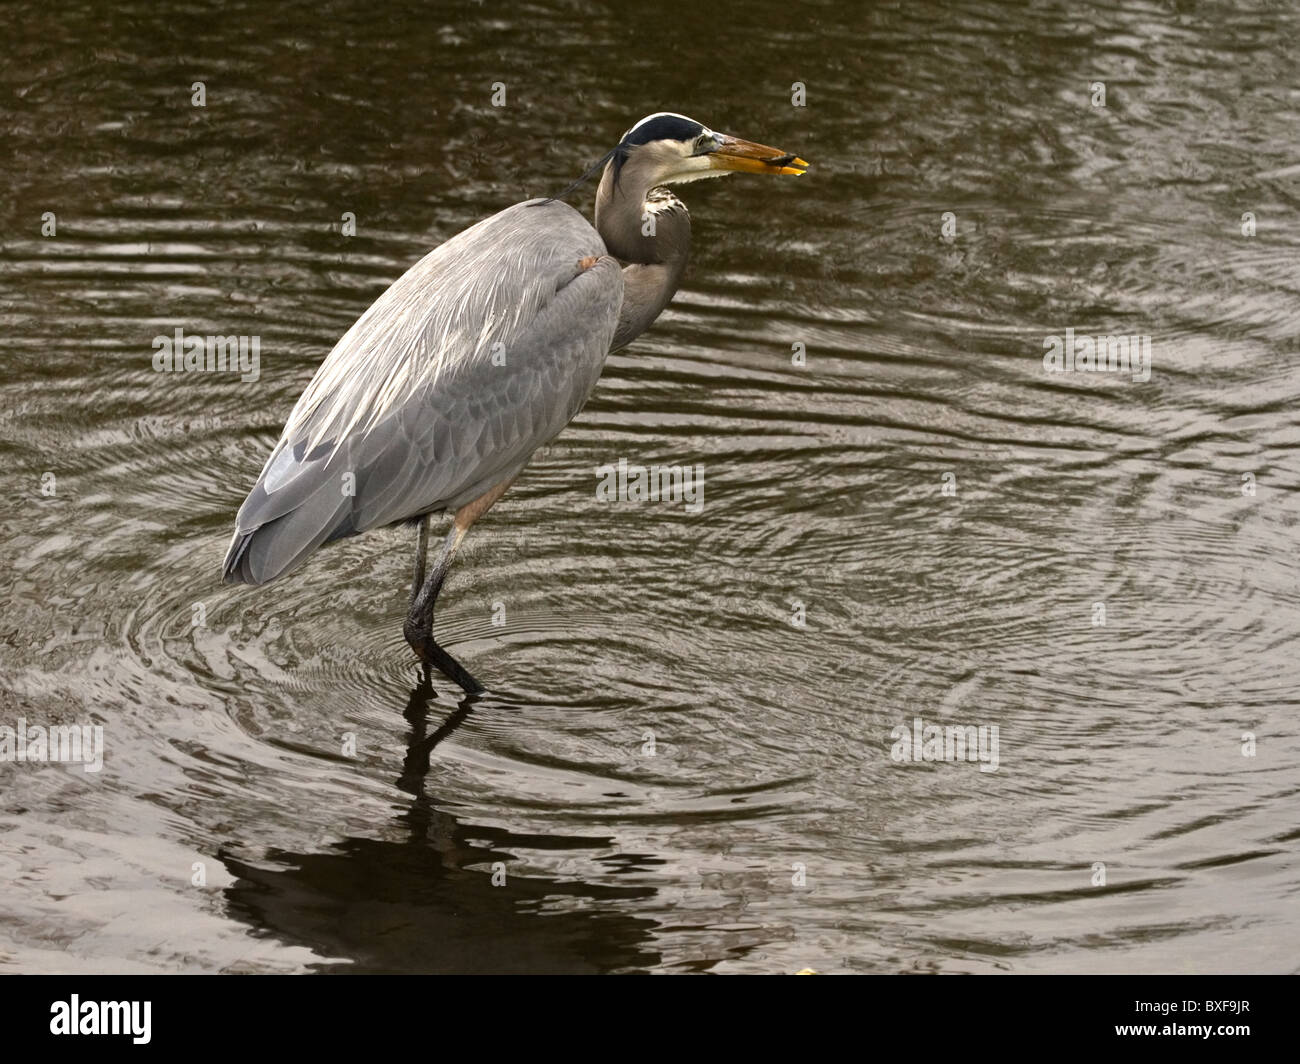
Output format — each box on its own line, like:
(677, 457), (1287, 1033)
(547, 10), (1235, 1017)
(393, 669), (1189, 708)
(401, 477), (518, 694)
(409, 514), (430, 612)
(403, 523), (479, 692)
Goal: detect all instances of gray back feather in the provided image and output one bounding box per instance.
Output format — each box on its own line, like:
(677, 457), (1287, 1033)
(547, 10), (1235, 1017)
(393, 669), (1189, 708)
(223, 198), (623, 585)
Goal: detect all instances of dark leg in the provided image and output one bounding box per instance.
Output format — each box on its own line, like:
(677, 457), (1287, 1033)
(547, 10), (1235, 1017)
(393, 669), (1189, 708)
(403, 523), (481, 693)
(401, 477), (518, 695)
(409, 514), (429, 612)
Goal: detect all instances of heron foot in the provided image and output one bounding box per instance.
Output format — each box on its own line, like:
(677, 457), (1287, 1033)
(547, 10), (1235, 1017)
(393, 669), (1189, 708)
(419, 637), (483, 695)
(404, 620), (483, 695)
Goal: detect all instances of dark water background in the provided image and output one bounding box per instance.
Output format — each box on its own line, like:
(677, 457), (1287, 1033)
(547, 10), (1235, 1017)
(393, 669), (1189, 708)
(2, 0), (1298, 973)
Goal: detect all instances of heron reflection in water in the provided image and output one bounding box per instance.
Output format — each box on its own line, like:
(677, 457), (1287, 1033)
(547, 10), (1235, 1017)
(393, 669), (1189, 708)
(223, 113), (808, 692)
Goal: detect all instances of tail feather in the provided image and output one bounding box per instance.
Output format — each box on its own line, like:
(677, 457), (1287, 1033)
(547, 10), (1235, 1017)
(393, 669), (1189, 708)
(221, 487), (353, 585)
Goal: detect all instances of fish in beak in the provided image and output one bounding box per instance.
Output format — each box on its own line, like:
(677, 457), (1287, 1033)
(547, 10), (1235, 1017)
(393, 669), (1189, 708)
(707, 134), (809, 176)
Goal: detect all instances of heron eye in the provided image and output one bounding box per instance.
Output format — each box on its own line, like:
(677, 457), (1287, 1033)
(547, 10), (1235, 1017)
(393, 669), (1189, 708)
(693, 134), (713, 153)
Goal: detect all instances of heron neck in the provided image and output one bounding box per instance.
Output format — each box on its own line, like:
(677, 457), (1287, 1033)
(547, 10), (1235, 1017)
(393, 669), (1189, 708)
(595, 163), (691, 351)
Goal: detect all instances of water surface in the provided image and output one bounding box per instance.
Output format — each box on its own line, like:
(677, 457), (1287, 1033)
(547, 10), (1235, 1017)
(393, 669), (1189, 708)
(1, 0), (1298, 973)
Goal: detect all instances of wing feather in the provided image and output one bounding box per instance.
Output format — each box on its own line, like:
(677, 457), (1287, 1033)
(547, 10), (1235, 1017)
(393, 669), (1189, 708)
(223, 199), (623, 585)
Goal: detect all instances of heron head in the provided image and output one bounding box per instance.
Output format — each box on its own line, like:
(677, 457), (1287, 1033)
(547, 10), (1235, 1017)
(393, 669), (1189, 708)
(611, 112), (808, 186)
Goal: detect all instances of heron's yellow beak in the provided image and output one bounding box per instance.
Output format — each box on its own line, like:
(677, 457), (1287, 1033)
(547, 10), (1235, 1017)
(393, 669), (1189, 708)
(708, 134), (809, 176)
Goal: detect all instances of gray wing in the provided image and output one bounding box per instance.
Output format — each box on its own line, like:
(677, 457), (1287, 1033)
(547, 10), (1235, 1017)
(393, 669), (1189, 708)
(223, 198), (623, 585)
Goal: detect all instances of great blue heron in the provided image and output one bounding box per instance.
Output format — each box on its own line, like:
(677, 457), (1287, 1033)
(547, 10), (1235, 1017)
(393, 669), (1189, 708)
(222, 112), (808, 692)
